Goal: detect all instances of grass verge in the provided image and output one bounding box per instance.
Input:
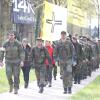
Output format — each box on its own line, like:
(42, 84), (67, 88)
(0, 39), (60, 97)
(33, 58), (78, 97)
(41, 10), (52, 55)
(0, 67), (36, 93)
(71, 76), (100, 100)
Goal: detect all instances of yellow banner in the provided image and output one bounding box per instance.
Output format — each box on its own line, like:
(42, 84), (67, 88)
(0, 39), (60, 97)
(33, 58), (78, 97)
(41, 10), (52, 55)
(41, 1), (67, 41)
(67, 0), (88, 28)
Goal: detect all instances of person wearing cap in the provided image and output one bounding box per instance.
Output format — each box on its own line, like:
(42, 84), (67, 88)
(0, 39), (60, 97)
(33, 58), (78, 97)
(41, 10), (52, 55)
(31, 37), (52, 93)
(72, 35), (83, 84)
(21, 38), (31, 88)
(54, 31), (73, 94)
(0, 31), (25, 94)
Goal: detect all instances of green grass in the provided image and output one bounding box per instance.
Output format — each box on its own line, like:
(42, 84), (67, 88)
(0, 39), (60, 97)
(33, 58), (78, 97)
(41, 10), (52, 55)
(71, 76), (100, 100)
(0, 67), (36, 93)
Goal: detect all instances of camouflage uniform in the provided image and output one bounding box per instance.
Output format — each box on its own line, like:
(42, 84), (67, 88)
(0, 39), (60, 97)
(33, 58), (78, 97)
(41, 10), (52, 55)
(94, 42), (99, 69)
(54, 39), (73, 93)
(0, 39), (24, 93)
(91, 43), (97, 71)
(31, 46), (52, 93)
(84, 43), (93, 76)
(81, 44), (87, 79)
(72, 42), (83, 84)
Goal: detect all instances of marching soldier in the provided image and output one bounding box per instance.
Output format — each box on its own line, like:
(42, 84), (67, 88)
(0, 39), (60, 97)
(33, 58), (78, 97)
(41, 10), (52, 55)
(31, 37), (52, 93)
(94, 41), (99, 69)
(72, 36), (83, 84)
(0, 31), (24, 94)
(84, 38), (93, 77)
(54, 31), (73, 94)
(79, 38), (87, 80)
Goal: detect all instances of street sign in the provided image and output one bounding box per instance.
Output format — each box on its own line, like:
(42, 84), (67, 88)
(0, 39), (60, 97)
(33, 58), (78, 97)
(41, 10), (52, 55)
(12, 0), (35, 24)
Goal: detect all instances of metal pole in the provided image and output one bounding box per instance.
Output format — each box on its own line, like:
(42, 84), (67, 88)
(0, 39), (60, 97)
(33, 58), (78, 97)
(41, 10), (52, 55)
(97, 0), (100, 38)
(98, 3), (100, 38)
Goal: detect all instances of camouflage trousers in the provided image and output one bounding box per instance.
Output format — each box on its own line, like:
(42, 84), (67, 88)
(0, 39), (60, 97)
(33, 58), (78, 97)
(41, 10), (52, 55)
(60, 64), (63, 78)
(5, 62), (20, 89)
(35, 64), (46, 87)
(53, 64), (57, 79)
(60, 62), (73, 88)
(45, 65), (53, 83)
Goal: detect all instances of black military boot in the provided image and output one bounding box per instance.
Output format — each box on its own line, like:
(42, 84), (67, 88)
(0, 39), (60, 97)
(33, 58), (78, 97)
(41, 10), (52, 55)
(24, 82), (28, 88)
(9, 84), (13, 92)
(37, 81), (40, 87)
(74, 81), (77, 84)
(14, 88), (18, 94)
(74, 77), (77, 84)
(78, 80), (80, 84)
(39, 84), (44, 93)
(54, 77), (56, 80)
(48, 81), (52, 87)
(39, 87), (44, 93)
(68, 87), (72, 94)
(60, 76), (63, 79)
(63, 88), (67, 94)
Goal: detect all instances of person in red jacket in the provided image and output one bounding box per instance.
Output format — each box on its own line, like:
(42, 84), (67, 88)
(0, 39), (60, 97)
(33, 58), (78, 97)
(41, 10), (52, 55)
(45, 40), (56, 87)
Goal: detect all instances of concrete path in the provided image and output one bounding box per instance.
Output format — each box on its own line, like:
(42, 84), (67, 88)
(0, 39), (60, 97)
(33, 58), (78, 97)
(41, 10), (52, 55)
(0, 68), (100, 100)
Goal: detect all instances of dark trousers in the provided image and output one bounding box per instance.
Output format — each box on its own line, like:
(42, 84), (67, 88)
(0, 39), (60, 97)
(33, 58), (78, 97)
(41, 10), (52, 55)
(6, 62), (20, 89)
(35, 65), (46, 87)
(45, 65), (53, 83)
(74, 75), (81, 83)
(53, 64), (57, 78)
(21, 66), (31, 84)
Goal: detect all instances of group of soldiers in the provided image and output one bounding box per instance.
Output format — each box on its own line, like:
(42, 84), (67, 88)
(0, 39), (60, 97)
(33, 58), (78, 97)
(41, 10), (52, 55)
(0, 30), (100, 95)
(52, 31), (100, 94)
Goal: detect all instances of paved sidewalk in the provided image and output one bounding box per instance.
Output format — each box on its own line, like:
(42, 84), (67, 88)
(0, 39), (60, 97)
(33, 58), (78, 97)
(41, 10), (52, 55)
(0, 68), (100, 100)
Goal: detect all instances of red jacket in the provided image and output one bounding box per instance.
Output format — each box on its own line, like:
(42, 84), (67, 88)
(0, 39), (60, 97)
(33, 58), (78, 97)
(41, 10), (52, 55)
(45, 46), (55, 65)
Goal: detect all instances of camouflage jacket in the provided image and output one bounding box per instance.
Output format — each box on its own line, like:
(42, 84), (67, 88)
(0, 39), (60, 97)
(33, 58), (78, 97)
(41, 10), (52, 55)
(31, 46), (52, 65)
(84, 44), (93, 61)
(72, 42), (84, 64)
(54, 39), (73, 63)
(1, 39), (25, 63)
